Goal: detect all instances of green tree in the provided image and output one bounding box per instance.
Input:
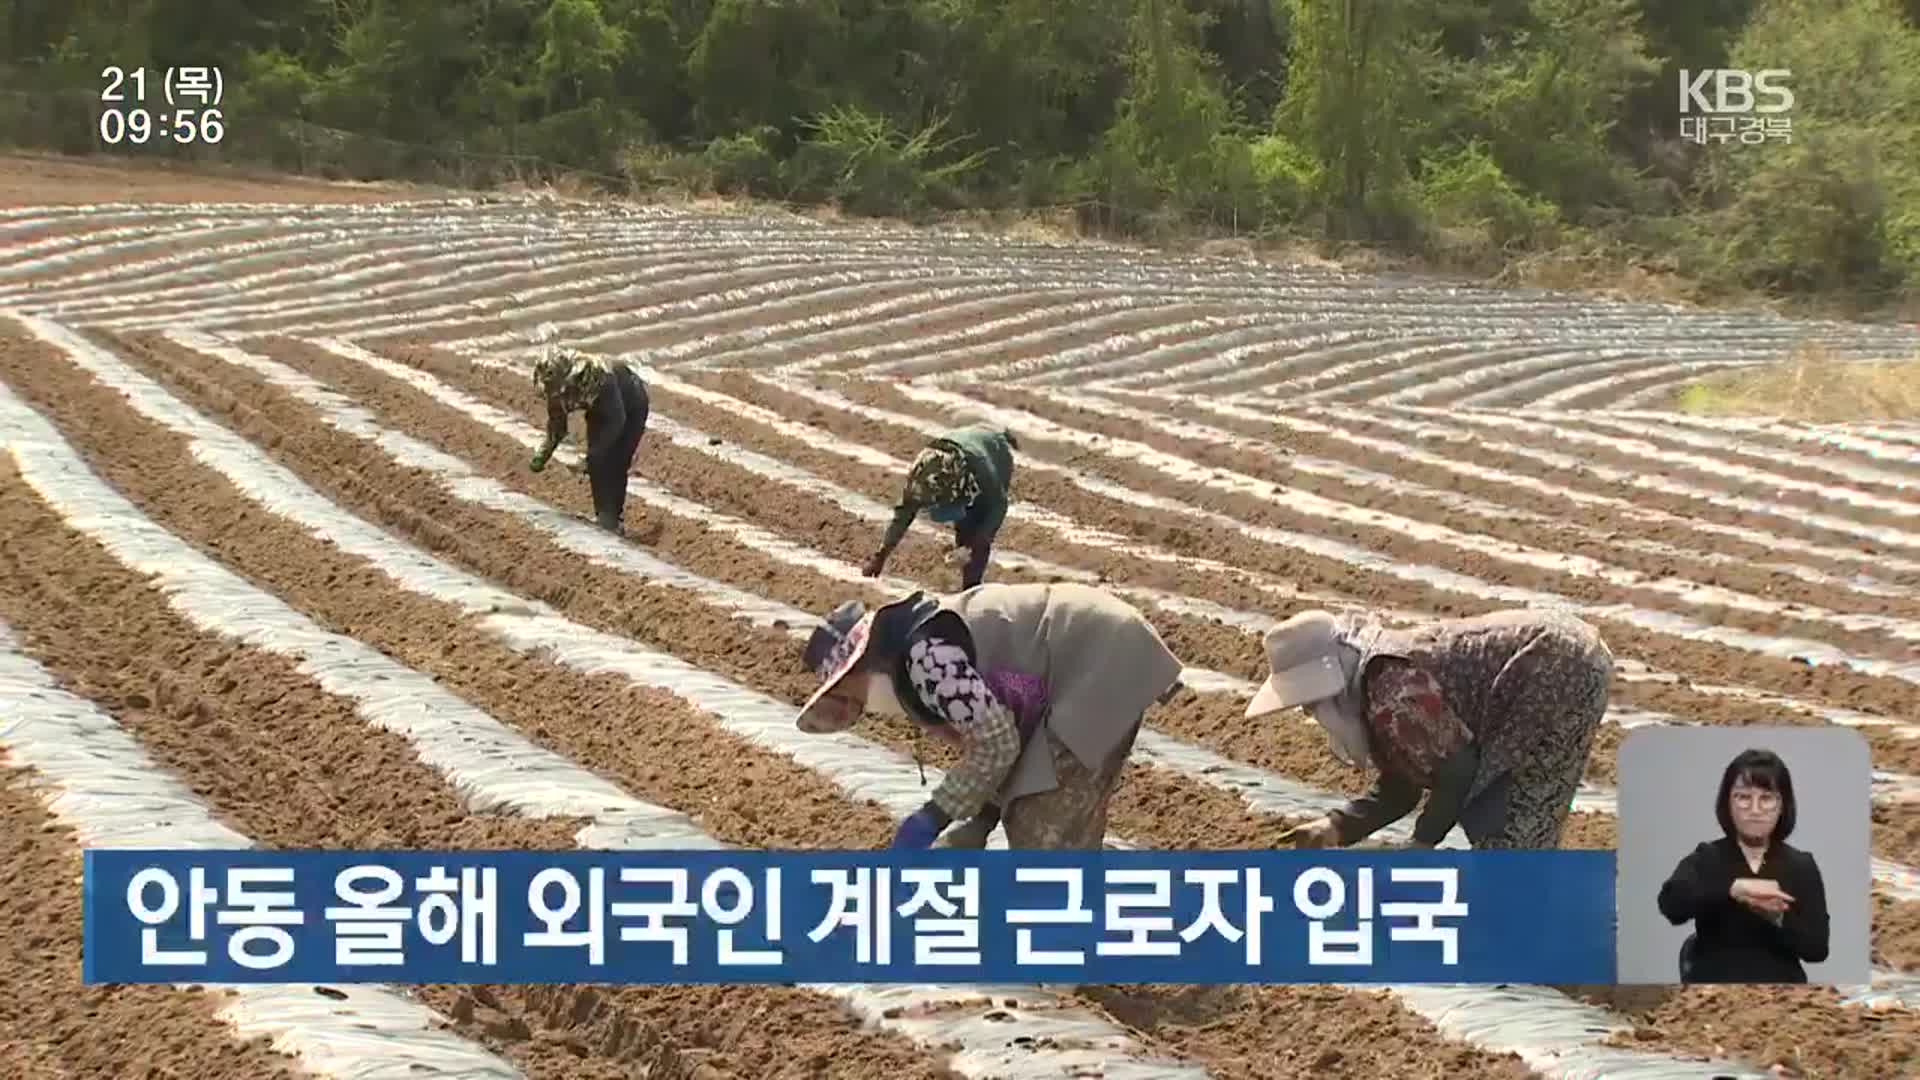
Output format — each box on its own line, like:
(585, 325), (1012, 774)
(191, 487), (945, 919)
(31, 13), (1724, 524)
(534, 0), (625, 109)
(1276, 0), (1437, 237)
(1441, 0), (1660, 214)
(1694, 0), (1920, 297)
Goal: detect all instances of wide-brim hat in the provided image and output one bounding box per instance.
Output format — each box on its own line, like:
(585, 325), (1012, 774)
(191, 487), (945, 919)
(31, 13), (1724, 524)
(796, 592), (933, 734)
(1245, 609), (1348, 719)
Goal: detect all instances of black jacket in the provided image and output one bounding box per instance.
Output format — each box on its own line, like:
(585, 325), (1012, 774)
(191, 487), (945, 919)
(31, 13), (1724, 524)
(1657, 836), (1829, 983)
(545, 362), (649, 471)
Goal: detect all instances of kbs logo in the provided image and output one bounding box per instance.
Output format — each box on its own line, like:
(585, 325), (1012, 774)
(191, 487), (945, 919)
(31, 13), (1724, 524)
(1678, 69), (1794, 114)
(1677, 69), (1793, 146)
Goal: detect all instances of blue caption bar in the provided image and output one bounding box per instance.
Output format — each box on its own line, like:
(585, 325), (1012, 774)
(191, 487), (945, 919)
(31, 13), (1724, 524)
(83, 849), (1616, 985)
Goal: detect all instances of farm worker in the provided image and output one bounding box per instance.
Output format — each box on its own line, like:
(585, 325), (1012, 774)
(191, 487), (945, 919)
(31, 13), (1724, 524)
(527, 345), (650, 534)
(794, 582), (1186, 849)
(1246, 607), (1613, 850)
(863, 425), (1019, 590)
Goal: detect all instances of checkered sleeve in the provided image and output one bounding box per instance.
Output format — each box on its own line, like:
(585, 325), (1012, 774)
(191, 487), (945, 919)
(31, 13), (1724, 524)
(905, 635), (1022, 821)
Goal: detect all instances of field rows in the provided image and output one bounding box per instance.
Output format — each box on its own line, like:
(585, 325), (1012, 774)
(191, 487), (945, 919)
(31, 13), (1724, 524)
(5, 191), (1920, 1079)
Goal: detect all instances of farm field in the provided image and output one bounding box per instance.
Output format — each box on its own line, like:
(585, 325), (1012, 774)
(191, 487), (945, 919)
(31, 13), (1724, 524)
(7, 155), (1920, 1079)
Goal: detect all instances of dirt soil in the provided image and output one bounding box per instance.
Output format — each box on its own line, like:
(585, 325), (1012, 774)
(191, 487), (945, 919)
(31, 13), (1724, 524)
(195, 330), (1920, 1076)
(1, 323), (1552, 1078)
(0, 329), (972, 1080)
(0, 152), (439, 207)
(74, 332), (1557, 1078)
(7, 154), (1920, 1080)
(0, 762), (302, 1079)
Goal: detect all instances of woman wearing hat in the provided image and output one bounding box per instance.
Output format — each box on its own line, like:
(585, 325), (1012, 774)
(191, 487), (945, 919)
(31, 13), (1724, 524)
(1246, 608), (1613, 850)
(528, 345), (650, 534)
(796, 582), (1185, 849)
(863, 425), (1019, 590)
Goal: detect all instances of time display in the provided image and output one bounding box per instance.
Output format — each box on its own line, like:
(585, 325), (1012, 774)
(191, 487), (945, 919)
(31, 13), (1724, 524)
(99, 107), (226, 146)
(98, 65), (228, 147)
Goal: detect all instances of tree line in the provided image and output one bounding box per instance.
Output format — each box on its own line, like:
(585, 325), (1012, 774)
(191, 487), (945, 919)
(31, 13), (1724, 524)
(4, 0), (1918, 312)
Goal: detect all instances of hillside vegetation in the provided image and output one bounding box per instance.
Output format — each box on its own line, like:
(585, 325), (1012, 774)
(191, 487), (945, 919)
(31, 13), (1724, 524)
(5, 0), (1920, 315)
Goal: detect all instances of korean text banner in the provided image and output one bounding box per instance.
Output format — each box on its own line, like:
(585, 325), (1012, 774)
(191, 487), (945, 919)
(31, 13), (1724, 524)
(83, 849), (1617, 985)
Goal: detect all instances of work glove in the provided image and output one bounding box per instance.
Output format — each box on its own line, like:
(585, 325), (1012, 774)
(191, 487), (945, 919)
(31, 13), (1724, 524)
(529, 450), (550, 473)
(890, 804), (951, 850)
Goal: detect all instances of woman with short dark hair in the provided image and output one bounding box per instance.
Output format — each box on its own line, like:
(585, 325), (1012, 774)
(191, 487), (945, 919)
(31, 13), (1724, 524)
(1657, 748), (1830, 983)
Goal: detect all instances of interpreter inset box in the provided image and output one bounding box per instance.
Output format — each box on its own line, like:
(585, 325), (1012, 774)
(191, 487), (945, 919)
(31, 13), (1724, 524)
(1615, 725), (1871, 986)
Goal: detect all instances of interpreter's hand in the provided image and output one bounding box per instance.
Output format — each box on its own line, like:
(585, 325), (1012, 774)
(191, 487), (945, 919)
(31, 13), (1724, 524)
(863, 553), (886, 578)
(944, 546), (970, 566)
(1289, 816), (1342, 849)
(1732, 877), (1795, 915)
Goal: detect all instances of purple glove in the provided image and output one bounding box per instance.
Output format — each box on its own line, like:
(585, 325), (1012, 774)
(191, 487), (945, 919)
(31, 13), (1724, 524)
(889, 805), (951, 849)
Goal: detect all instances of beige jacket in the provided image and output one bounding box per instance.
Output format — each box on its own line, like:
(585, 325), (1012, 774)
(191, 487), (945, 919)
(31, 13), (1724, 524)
(923, 582), (1185, 802)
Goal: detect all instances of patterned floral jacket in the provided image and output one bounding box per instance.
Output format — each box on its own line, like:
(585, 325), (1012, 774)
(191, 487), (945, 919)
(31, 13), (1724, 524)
(1328, 658), (1480, 847)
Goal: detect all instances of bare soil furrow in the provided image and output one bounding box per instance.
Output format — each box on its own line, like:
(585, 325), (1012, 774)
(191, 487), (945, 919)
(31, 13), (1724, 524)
(583, 280), (959, 356)
(1627, 417), (1920, 479)
(1657, 423), (1920, 484)
(1597, 986), (1918, 1079)
(1564, 411), (1920, 487)
(1428, 409), (1920, 550)
(1545, 415), (1920, 517)
(797, 299), (1164, 375)
(367, 262), (898, 349)
(894, 303), (1247, 379)
(239, 339), (1920, 895)
(320, 340), (1286, 675)
(1104, 388), (1906, 596)
(1, 223), (293, 290)
(935, 380), (1920, 662)
(970, 383), (1920, 622)
(1290, 346), (1568, 403)
(1434, 355), (1671, 410)
(679, 371), (1920, 722)
(89, 336), (1560, 1079)
(1177, 337), (1521, 400)
(228, 253), (837, 338)
(715, 289), (1079, 368)
(0, 157), (433, 206)
(0, 732), (301, 1078)
(1546, 365), (1747, 411)
(1310, 407), (1913, 579)
(1, 333), (970, 1080)
(677, 372), (1920, 764)
(223, 249), (721, 336)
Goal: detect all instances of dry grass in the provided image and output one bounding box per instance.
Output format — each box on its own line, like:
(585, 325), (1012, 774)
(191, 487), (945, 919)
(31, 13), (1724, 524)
(1500, 241), (1707, 309)
(1670, 344), (1920, 422)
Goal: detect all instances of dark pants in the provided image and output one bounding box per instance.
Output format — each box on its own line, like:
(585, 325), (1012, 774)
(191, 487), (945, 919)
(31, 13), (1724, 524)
(952, 505), (996, 589)
(587, 422), (646, 532)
